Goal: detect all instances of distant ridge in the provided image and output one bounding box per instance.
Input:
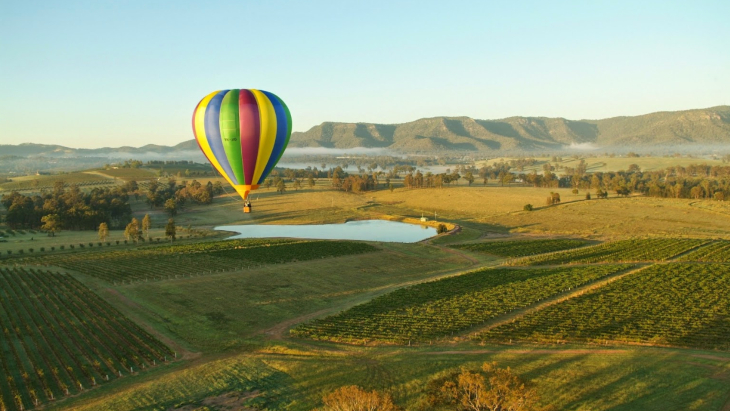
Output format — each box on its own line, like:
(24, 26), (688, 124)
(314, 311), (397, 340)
(288, 106), (730, 151)
(2, 106), (729, 156)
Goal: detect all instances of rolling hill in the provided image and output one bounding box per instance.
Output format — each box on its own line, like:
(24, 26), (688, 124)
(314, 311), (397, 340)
(289, 106), (730, 151)
(2, 106), (728, 156)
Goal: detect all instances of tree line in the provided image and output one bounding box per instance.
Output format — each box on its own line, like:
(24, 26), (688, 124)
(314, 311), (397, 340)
(1, 178), (223, 231)
(2, 182), (133, 231)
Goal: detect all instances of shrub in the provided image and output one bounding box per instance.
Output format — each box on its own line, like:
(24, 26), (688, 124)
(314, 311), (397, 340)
(70, 244), (75, 249)
(116, 240), (120, 245)
(79, 244), (85, 248)
(572, 188), (579, 195)
(60, 245), (65, 250)
(6, 250), (11, 255)
(40, 247), (45, 252)
(585, 192), (592, 200)
(523, 204), (533, 211)
(18, 249), (24, 254)
(28, 248), (34, 253)
(437, 224), (448, 234)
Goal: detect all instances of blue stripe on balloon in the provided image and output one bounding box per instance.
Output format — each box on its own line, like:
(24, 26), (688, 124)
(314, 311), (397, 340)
(204, 90), (239, 184)
(257, 90), (289, 184)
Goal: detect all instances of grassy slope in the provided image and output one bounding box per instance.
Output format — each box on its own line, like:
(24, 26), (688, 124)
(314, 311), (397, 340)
(83, 243), (473, 353)
(49, 345), (730, 411)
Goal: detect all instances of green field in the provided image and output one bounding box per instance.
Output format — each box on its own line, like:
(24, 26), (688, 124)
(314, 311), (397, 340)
(48, 345), (730, 411)
(480, 263), (730, 350)
(509, 238), (708, 265)
(293, 265), (633, 344)
(40, 239), (376, 284)
(3, 170), (730, 411)
(677, 240), (730, 262)
(0, 267), (172, 411)
(452, 238), (592, 257)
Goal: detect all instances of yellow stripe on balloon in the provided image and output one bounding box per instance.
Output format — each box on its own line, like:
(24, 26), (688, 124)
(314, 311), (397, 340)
(194, 90), (237, 189)
(250, 89), (278, 184)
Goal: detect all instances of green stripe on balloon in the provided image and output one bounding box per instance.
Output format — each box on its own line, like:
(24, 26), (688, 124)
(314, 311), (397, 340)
(219, 90), (244, 184)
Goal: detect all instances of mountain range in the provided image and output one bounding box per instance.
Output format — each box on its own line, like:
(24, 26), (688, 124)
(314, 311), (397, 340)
(2, 106), (729, 157)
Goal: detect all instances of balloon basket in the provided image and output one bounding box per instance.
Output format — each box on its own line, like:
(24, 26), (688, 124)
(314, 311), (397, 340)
(243, 206), (252, 213)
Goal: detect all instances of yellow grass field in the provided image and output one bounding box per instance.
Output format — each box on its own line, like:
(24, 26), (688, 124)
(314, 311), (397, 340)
(480, 155), (726, 173)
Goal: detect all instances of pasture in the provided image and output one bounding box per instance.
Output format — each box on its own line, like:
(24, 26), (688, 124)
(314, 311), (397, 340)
(480, 155), (726, 173)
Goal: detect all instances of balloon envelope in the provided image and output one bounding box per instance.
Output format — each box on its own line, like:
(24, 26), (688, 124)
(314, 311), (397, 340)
(192, 89), (292, 200)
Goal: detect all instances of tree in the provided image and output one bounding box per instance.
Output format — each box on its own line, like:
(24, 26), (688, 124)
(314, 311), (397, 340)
(293, 179), (302, 191)
(465, 172), (475, 186)
(165, 218), (176, 241)
(164, 199), (177, 217)
(308, 177), (316, 189)
(98, 222), (109, 242)
(276, 180), (286, 194)
(124, 218), (140, 243)
(142, 214), (151, 239)
(321, 385), (401, 411)
(426, 362), (543, 411)
(40, 214), (61, 236)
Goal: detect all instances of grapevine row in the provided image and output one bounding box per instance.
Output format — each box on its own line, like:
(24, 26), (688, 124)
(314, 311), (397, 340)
(479, 263), (730, 350)
(293, 265), (633, 344)
(452, 239), (591, 258)
(507, 238), (707, 265)
(0, 267), (174, 411)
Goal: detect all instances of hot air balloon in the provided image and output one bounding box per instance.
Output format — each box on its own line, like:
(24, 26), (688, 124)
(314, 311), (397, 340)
(192, 89), (292, 212)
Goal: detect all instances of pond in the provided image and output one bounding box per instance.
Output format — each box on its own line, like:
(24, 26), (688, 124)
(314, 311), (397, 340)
(216, 220), (437, 243)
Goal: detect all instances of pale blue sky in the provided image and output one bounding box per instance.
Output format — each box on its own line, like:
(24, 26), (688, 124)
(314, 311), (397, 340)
(1, 0), (728, 148)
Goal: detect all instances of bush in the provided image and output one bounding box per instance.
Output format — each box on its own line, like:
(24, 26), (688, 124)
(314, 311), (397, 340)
(28, 248), (34, 253)
(70, 244), (75, 249)
(437, 224), (448, 234)
(585, 192), (591, 200)
(572, 188), (579, 195)
(6, 250), (11, 255)
(106, 242), (111, 246)
(523, 204), (533, 211)
(116, 240), (120, 245)
(18, 249), (24, 254)
(79, 244), (85, 248)
(124, 240), (128, 244)
(60, 245), (65, 250)
(40, 247), (45, 252)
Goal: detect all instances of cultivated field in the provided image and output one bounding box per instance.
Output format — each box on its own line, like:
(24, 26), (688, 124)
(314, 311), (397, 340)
(293, 265), (633, 344)
(509, 238), (708, 265)
(452, 238), (592, 257)
(480, 263), (730, 350)
(0, 267), (172, 411)
(3, 173), (730, 410)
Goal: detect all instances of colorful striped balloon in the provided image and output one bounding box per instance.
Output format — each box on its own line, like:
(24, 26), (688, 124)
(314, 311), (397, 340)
(192, 89), (292, 200)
